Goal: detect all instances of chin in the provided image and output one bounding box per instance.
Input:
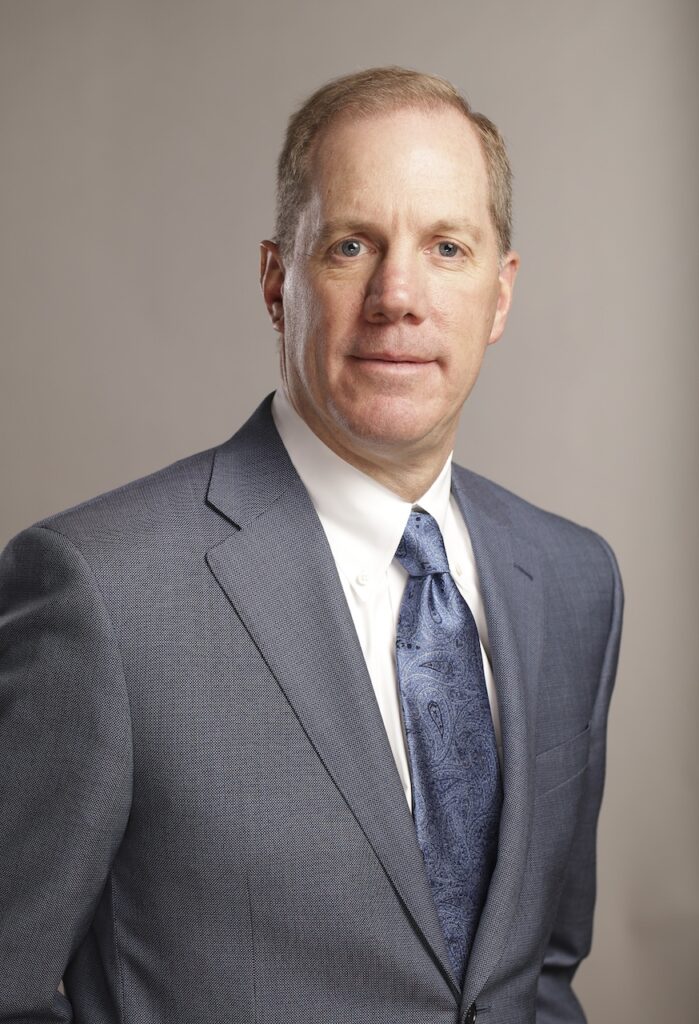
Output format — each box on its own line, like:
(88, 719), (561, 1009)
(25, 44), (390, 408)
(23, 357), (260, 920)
(333, 400), (447, 454)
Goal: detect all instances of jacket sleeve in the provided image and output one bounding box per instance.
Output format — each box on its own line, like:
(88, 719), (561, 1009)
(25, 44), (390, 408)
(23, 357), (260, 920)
(535, 534), (624, 1023)
(0, 526), (133, 1022)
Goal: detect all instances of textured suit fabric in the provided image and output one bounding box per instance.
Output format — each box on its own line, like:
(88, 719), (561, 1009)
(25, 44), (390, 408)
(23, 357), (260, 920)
(0, 395), (623, 1024)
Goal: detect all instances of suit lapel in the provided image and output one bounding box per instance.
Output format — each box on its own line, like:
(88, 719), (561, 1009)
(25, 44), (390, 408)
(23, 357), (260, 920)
(205, 397), (460, 997)
(451, 468), (543, 1008)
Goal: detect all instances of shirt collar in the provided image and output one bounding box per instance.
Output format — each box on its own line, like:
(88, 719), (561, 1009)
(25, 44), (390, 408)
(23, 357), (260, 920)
(271, 388), (454, 586)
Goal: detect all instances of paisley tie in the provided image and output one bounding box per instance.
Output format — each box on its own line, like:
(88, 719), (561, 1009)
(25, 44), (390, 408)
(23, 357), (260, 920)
(395, 509), (501, 987)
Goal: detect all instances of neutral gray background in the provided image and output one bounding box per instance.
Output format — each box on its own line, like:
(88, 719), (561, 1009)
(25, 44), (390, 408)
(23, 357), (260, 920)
(1, 1), (697, 1021)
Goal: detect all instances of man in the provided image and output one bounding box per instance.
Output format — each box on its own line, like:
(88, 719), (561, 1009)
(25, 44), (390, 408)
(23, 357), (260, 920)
(0, 68), (622, 1023)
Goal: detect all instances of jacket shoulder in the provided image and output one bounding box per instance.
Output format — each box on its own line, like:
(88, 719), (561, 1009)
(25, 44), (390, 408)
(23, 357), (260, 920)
(31, 445), (221, 551)
(452, 462), (620, 583)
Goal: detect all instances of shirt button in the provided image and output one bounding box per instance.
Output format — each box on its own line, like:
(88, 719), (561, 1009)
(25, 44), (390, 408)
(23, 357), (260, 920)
(356, 572), (370, 586)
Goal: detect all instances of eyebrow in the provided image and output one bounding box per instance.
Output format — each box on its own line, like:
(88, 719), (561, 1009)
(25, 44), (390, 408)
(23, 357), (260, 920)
(315, 220), (375, 247)
(315, 218), (484, 247)
(430, 219), (483, 242)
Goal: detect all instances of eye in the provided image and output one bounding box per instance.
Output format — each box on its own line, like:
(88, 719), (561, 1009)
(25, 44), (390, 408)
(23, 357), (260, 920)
(436, 240), (462, 258)
(337, 238), (364, 257)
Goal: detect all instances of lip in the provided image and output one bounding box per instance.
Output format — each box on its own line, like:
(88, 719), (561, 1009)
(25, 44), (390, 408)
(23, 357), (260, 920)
(351, 352), (435, 364)
(348, 355), (438, 379)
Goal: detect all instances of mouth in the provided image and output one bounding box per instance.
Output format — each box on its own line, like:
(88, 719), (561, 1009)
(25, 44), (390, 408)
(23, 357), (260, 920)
(349, 353), (437, 379)
(351, 352), (435, 367)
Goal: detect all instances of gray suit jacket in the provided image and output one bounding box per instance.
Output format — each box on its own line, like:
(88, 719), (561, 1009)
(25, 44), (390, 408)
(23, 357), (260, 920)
(0, 395), (622, 1024)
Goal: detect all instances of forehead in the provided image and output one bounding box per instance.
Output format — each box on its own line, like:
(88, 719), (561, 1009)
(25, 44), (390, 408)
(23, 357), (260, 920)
(304, 106), (492, 230)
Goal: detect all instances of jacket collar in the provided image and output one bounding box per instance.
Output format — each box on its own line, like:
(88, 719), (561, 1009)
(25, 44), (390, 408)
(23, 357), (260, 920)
(450, 467), (543, 1008)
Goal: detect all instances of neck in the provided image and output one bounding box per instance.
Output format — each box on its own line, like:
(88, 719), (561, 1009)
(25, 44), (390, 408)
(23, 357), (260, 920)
(331, 445), (449, 502)
(300, 419), (453, 503)
(279, 386), (456, 502)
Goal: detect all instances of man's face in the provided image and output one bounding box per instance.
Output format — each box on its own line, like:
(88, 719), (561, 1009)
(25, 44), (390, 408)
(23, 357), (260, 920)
(261, 105), (518, 474)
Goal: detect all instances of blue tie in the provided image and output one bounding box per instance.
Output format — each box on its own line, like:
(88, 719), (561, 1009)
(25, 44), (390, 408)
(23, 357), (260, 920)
(395, 510), (502, 986)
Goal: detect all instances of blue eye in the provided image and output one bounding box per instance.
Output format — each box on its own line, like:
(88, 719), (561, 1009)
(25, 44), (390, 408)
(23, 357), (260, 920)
(339, 239), (362, 257)
(437, 241), (460, 257)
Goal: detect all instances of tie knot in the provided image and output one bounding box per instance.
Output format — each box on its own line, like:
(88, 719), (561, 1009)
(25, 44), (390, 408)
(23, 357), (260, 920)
(395, 511), (450, 577)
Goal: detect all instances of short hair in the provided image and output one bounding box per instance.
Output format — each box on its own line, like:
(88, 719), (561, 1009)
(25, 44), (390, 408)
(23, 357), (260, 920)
(275, 66), (513, 260)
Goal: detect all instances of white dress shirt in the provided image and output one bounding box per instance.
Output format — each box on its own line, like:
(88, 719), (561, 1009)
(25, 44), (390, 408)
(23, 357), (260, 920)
(272, 388), (501, 809)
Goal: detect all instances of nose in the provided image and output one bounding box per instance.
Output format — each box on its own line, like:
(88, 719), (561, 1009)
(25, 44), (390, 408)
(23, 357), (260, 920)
(363, 250), (428, 324)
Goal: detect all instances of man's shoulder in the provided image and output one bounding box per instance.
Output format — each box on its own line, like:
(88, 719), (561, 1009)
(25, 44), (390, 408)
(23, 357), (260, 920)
(13, 395), (281, 565)
(0, 441), (236, 609)
(34, 445), (217, 538)
(451, 461), (619, 581)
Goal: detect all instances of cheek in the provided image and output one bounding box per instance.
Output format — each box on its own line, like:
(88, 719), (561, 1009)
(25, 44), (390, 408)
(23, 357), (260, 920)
(307, 291), (360, 362)
(283, 287), (323, 375)
(286, 302), (341, 396)
(440, 327), (491, 400)
(318, 281), (364, 328)
(439, 288), (499, 355)
(284, 277), (315, 338)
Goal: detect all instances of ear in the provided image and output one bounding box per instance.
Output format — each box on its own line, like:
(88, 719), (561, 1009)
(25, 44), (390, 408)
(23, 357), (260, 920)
(260, 240), (286, 332)
(488, 250), (520, 346)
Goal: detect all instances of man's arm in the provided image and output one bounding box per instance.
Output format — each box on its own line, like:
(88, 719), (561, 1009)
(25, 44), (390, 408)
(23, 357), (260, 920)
(0, 526), (132, 1021)
(536, 535), (624, 1022)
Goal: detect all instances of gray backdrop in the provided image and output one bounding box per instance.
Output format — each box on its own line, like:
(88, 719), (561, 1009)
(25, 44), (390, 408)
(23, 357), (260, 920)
(1, 2), (698, 1021)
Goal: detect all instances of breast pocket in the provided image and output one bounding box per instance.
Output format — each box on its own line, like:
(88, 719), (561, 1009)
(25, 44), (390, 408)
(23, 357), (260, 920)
(535, 723), (590, 796)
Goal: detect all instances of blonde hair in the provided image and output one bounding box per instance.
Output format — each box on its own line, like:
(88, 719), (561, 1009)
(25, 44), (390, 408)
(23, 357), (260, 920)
(275, 66), (513, 259)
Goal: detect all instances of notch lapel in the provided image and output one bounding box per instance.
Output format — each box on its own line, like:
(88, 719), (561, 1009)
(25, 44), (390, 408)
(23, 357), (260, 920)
(205, 397), (460, 997)
(451, 468), (544, 1009)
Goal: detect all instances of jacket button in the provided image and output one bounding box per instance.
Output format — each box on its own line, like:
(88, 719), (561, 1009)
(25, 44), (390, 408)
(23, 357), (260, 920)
(465, 1005), (477, 1024)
